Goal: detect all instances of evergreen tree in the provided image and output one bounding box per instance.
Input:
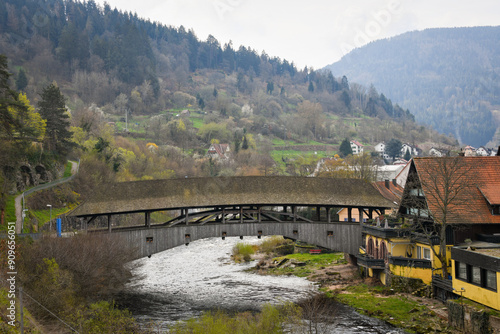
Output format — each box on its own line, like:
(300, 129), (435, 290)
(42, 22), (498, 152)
(308, 81), (314, 92)
(38, 83), (73, 157)
(0, 55), (19, 137)
(242, 136), (249, 150)
(386, 138), (402, 161)
(234, 135), (241, 154)
(341, 75), (349, 90)
(339, 138), (352, 157)
(404, 148), (411, 161)
(16, 68), (28, 91)
(266, 81), (274, 94)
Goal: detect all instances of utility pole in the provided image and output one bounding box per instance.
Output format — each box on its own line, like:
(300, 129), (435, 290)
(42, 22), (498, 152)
(47, 204), (52, 232)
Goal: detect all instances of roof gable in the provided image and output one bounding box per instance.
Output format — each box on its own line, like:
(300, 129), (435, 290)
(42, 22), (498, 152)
(406, 157), (500, 224)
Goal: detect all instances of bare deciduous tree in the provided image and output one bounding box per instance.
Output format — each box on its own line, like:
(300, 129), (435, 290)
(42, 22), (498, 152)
(399, 157), (481, 277)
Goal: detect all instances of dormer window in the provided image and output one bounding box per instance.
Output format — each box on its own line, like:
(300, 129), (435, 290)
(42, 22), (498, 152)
(493, 205), (500, 215)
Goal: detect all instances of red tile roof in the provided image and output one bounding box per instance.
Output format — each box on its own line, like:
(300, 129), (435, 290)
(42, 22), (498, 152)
(373, 181), (404, 206)
(208, 143), (230, 159)
(413, 156), (500, 224)
(350, 140), (363, 147)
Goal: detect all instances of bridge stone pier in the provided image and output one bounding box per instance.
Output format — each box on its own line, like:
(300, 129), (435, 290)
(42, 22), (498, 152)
(69, 176), (393, 259)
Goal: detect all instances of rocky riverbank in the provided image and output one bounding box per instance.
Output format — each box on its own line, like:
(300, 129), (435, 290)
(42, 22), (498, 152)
(246, 246), (456, 333)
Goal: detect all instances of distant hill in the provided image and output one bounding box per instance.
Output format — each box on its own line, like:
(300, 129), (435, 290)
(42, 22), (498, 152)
(0, 0), (455, 169)
(326, 26), (500, 148)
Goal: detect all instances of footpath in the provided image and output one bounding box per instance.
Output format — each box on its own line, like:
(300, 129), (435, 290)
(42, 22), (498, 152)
(15, 160), (79, 233)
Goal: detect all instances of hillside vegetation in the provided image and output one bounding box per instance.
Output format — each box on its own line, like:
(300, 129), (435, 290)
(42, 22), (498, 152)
(1, 0), (457, 227)
(327, 26), (500, 148)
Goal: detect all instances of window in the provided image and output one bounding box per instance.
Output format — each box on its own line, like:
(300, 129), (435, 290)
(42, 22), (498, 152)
(456, 262), (467, 280)
(409, 188), (423, 196)
(416, 246), (422, 259)
(492, 205), (500, 215)
(486, 270), (497, 290)
(423, 248), (431, 260)
(456, 263), (498, 291)
(472, 266), (481, 285)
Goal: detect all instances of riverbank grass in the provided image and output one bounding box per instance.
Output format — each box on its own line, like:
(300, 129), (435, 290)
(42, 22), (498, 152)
(168, 303), (302, 334)
(332, 284), (452, 333)
(268, 253), (346, 277)
(232, 242), (257, 262)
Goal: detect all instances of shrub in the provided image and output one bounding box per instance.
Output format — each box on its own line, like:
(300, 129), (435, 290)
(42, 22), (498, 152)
(169, 302), (302, 334)
(259, 236), (291, 254)
(232, 242), (256, 262)
(70, 301), (141, 334)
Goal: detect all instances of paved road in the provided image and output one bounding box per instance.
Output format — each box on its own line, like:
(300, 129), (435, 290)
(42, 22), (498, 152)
(15, 160), (79, 233)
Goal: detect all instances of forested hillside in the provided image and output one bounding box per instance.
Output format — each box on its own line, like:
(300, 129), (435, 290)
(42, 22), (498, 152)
(0, 0), (456, 208)
(326, 26), (500, 148)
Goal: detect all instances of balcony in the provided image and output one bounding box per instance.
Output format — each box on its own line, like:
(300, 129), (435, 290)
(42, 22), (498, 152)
(357, 254), (385, 270)
(389, 256), (432, 269)
(361, 223), (408, 239)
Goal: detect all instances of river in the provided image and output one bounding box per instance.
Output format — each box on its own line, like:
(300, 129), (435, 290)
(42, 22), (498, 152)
(118, 237), (407, 333)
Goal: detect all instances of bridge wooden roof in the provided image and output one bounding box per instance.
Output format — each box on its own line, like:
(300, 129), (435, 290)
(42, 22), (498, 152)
(69, 176), (394, 217)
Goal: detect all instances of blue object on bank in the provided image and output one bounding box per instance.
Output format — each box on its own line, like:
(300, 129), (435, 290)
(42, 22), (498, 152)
(57, 218), (62, 237)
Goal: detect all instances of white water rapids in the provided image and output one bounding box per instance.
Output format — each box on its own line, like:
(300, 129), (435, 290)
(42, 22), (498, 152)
(119, 237), (406, 333)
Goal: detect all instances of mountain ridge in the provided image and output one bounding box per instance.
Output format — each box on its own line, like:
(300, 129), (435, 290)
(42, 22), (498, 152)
(326, 26), (500, 148)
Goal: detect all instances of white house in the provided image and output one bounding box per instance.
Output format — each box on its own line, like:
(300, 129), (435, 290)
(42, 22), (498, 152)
(401, 143), (419, 157)
(374, 142), (385, 154)
(429, 147), (448, 157)
(476, 146), (489, 157)
(374, 142), (389, 159)
(207, 143), (231, 160)
(350, 140), (364, 155)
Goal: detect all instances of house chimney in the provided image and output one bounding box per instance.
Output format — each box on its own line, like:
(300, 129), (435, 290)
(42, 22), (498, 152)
(385, 179), (390, 189)
(392, 179), (397, 186)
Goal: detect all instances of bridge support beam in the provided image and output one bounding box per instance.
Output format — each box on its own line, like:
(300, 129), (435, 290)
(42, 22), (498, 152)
(326, 207), (331, 223)
(145, 212), (151, 228)
(348, 208), (352, 222)
(358, 208), (364, 224)
(107, 214), (112, 233)
(293, 206), (297, 223)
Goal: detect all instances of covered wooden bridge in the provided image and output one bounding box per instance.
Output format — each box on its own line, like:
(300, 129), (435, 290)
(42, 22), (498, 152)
(68, 176), (394, 258)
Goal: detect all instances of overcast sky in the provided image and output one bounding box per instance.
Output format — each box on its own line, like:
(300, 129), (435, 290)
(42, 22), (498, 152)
(97, 0), (500, 69)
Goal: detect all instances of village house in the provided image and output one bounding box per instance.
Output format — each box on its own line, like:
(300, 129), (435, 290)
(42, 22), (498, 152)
(476, 146), (491, 157)
(401, 143), (420, 157)
(338, 179), (403, 222)
(350, 140), (364, 155)
(357, 156), (500, 307)
(463, 145), (476, 156)
(207, 143), (231, 160)
(429, 147), (449, 157)
(374, 142), (388, 159)
(451, 243), (500, 310)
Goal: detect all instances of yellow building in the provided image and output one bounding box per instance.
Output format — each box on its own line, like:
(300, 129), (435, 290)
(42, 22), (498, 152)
(358, 156), (500, 304)
(451, 244), (500, 310)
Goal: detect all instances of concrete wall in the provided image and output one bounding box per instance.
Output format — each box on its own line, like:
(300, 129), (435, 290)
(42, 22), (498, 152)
(108, 222), (361, 260)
